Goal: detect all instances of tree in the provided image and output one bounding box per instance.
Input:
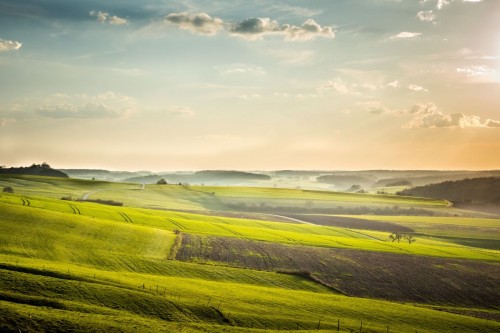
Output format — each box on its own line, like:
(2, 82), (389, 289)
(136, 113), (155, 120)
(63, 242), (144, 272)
(3, 186), (14, 194)
(157, 178), (167, 185)
(389, 232), (416, 244)
(404, 234), (416, 244)
(389, 232), (403, 243)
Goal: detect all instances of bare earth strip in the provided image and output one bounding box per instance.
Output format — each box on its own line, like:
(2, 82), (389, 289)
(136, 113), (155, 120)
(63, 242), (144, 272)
(175, 233), (500, 309)
(282, 214), (414, 232)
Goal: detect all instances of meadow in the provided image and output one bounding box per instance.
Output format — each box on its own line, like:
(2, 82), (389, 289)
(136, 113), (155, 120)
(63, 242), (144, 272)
(0, 174), (499, 332)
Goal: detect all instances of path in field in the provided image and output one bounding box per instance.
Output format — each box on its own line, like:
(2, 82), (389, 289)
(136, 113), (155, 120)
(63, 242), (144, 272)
(264, 214), (316, 225)
(81, 190), (104, 200)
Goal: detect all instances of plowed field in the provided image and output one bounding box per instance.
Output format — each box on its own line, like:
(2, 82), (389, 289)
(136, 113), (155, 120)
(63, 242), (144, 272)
(176, 233), (500, 308)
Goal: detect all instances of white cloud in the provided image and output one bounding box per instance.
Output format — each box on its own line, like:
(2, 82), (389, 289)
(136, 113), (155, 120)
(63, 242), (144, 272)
(361, 101), (396, 115)
(230, 18), (334, 41)
(165, 12), (223, 36)
(390, 32), (422, 39)
(386, 80), (401, 88)
(422, 0), (482, 10)
(416, 10), (436, 21)
(37, 92), (136, 119)
(456, 66), (493, 77)
(486, 119), (500, 127)
(108, 16), (128, 26)
(0, 39), (22, 52)
(319, 80), (351, 94)
(166, 105), (195, 116)
(160, 13), (334, 42)
(238, 94), (262, 100)
(437, 0), (452, 10)
(404, 103), (500, 128)
(90, 11), (128, 25)
(283, 19), (335, 41)
(215, 64), (266, 75)
(408, 84), (429, 92)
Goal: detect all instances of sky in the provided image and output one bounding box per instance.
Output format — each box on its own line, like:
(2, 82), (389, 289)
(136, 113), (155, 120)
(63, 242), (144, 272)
(1, 0), (499, 171)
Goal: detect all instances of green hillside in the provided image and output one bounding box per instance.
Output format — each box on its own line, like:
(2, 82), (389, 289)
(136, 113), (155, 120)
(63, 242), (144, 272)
(0, 175), (499, 332)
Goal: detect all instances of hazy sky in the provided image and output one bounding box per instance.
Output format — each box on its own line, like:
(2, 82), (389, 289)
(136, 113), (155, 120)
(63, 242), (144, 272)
(1, 0), (499, 171)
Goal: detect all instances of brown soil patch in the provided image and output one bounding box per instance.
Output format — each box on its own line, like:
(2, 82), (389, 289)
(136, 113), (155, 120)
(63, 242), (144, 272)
(176, 234), (500, 308)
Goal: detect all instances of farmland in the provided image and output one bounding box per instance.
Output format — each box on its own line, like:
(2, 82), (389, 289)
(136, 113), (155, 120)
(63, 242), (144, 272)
(0, 174), (499, 332)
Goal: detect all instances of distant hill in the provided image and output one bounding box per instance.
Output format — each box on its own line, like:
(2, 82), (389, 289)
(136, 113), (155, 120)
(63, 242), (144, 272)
(316, 174), (375, 188)
(398, 177), (500, 205)
(194, 170), (270, 180)
(61, 169), (152, 181)
(124, 170), (270, 184)
(0, 163), (68, 178)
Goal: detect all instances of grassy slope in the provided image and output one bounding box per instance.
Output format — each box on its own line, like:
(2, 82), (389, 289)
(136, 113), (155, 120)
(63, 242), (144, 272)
(337, 215), (500, 250)
(1, 175), (499, 332)
(1, 195), (498, 261)
(1, 202), (499, 332)
(198, 185), (449, 208)
(0, 175), (450, 212)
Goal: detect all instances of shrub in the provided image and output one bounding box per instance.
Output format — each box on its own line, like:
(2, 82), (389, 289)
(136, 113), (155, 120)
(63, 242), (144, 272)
(2, 186), (14, 194)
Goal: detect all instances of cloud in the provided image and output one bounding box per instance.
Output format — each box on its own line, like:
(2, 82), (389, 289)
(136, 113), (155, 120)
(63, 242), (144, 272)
(408, 84), (429, 92)
(390, 32), (422, 39)
(386, 80), (401, 88)
(159, 13), (334, 42)
(404, 103), (500, 128)
(266, 49), (317, 65)
(486, 119), (500, 127)
(90, 11), (128, 25)
(0, 39), (22, 52)
(437, 0), (452, 10)
(238, 94), (262, 100)
(265, 4), (324, 18)
(283, 19), (335, 41)
(165, 12), (223, 35)
(456, 66), (493, 77)
(416, 10), (436, 21)
(421, 0), (482, 10)
(37, 92), (136, 119)
(215, 64), (266, 75)
(166, 105), (195, 116)
(108, 16), (128, 25)
(360, 101), (396, 115)
(229, 17), (334, 41)
(0, 118), (15, 126)
(319, 80), (351, 94)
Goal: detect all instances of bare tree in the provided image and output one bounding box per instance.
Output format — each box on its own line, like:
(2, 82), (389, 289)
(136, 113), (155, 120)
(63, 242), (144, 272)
(389, 232), (416, 244)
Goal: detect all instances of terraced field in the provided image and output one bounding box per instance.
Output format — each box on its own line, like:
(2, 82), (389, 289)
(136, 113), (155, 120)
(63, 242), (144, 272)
(0, 175), (499, 332)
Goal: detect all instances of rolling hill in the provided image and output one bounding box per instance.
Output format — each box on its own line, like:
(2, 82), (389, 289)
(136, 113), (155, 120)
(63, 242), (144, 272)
(0, 175), (499, 332)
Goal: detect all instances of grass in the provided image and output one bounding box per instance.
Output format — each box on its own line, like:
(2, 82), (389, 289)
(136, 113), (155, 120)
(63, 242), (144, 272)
(0, 175), (450, 213)
(1, 175), (499, 332)
(1, 194), (498, 261)
(197, 185), (449, 208)
(2, 262), (499, 333)
(336, 215), (500, 250)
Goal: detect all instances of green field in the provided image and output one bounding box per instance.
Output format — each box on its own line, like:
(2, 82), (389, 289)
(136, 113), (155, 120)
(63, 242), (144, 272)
(0, 175), (450, 212)
(0, 175), (499, 332)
